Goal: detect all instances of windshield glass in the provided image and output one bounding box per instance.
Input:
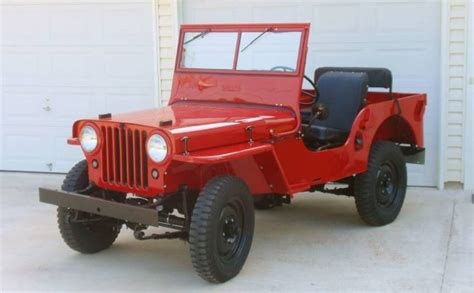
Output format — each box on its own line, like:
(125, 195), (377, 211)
(179, 29), (302, 73)
(237, 31), (301, 72)
(181, 32), (238, 70)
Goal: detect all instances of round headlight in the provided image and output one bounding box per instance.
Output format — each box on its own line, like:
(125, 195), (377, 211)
(147, 134), (168, 163)
(79, 126), (98, 153)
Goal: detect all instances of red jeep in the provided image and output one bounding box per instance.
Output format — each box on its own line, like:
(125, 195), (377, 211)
(39, 23), (426, 283)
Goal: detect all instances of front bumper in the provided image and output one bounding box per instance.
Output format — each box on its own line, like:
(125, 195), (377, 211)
(39, 188), (160, 226)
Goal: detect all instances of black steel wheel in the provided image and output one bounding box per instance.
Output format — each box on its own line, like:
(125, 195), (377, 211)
(189, 176), (254, 283)
(354, 141), (407, 226)
(57, 160), (124, 254)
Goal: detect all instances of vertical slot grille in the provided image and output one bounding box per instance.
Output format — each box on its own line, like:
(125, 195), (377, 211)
(101, 125), (148, 190)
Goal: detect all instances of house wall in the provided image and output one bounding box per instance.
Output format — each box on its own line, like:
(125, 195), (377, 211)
(441, 0), (470, 187)
(464, 0), (474, 190)
(155, 0), (180, 105)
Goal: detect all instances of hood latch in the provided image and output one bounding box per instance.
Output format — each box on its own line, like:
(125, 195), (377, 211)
(245, 126), (254, 145)
(180, 136), (190, 155)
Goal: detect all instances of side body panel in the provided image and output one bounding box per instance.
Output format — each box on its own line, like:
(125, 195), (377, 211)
(274, 93), (426, 194)
(165, 93), (426, 197)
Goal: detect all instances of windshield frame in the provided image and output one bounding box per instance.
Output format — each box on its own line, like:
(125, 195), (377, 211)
(175, 23), (309, 76)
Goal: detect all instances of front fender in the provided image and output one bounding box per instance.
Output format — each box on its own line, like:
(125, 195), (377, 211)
(170, 142), (291, 196)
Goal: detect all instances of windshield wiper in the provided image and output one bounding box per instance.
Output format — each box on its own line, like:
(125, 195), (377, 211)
(240, 28), (273, 53)
(184, 30), (210, 45)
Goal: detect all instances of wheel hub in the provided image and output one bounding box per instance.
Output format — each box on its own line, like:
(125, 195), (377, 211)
(376, 163), (397, 207)
(222, 216), (239, 244)
(217, 203), (243, 260)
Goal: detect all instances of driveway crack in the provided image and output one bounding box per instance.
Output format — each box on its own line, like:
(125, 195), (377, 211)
(439, 201), (456, 293)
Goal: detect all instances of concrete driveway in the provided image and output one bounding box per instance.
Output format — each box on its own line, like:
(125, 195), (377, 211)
(1, 172), (472, 292)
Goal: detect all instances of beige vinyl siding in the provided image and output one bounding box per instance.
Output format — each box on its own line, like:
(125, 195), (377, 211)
(156, 0), (179, 105)
(444, 0), (469, 183)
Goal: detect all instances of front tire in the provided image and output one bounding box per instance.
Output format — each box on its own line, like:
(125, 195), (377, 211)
(354, 141), (407, 226)
(189, 176), (255, 283)
(58, 160), (123, 254)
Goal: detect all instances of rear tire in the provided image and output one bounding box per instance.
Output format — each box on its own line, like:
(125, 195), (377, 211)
(58, 160), (123, 254)
(354, 141), (407, 226)
(189, 176), (255, 283)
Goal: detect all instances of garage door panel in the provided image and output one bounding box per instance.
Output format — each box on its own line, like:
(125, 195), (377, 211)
(185, 7), (236, 23)
(2, 126), (84, 172)
(105, 90), (156, 113)
(2, 89), (53, 127)
(51, 53), (91, 78)
(3, 3), (154, 47)
(3, 87), (155, 127)
(104, 53), (155, 80)
(49, 7), (97, 41)
(3, 91), (44, 118)
(102, 4), (154, 46)
(252, 5), (300, 22)
(374, 1), (440, 35)
(3, 51), (156, 89)
(306, 46), (367, 69)
(3, 87), (90, 127)
(311, 4), (362, 36)
(4, 134), (49, 160)
(2, 129), (53, 172)
(51, 92), (93, 122)
(2, 52), (40, 78)
(374, 2), (425, 33)
(2, 6), (50, 46)
(373, 48), (434, 74)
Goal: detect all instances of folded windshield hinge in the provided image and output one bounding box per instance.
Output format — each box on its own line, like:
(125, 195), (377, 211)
(180, 136), (189, 155)
(245, 126), (254, 144)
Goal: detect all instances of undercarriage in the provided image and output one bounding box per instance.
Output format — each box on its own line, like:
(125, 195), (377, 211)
(39, 186), (196, 241)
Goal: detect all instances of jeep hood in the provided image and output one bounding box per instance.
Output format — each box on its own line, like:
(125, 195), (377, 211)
(95, 101), (297, 154)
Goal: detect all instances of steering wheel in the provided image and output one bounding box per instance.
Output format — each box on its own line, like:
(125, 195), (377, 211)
(270, 66), (319, 105)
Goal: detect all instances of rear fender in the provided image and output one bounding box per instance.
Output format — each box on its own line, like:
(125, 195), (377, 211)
(373, 115), (418, 145)
(361, 93), (426, 165)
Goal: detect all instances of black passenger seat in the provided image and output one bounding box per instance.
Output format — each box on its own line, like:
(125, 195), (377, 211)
(303, 71), (369, 149)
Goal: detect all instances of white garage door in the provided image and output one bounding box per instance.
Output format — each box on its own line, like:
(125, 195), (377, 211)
(1, 1), (157, 173)
(182, 0), (440, 187)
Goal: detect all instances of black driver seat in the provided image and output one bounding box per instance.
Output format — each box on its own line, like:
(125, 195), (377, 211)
(303, 71), (369, 149)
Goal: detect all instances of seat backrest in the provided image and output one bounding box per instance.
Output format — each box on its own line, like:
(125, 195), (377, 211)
(313, 71), (369, 132)
(315, 67), (391, 91)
